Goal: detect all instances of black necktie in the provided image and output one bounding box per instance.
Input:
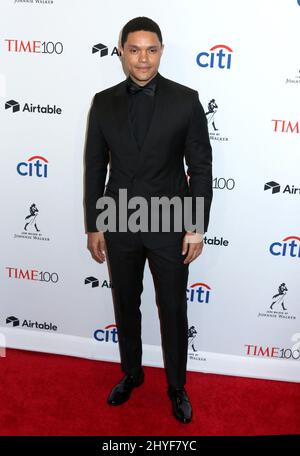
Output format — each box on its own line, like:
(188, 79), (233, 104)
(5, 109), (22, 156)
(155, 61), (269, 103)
(127, 78), (157, 96)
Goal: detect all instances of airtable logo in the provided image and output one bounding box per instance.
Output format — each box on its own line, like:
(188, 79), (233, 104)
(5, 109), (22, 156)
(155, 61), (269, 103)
(196, 44), (233, 69)
(5, 99), (62, 115)
(5, 100), (20, 112)
(269, 236), (300, 258)
(17, 156), (48, 178)
(264, 181), (300, 195)
(186, 282), (211, 304)
(92, 43), (120, 57)
(6, 315), (58, 331)
(6, 316), (19, 327)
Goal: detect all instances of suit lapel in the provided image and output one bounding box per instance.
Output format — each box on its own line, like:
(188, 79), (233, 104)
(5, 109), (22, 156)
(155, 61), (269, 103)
(113, 72), (168, 175)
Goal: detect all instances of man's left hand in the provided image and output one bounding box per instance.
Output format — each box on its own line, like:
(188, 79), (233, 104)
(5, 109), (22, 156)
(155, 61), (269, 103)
(182, 231), (204, 264)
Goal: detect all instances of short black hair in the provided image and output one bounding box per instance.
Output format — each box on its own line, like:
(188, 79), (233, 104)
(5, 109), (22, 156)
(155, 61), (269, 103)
(121, 16), (163, 48)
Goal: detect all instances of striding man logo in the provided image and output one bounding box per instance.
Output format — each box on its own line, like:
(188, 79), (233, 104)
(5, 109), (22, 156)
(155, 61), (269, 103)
(270, 283), (288, 311)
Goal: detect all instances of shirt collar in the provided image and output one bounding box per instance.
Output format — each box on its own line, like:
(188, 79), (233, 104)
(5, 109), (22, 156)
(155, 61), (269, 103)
(126, 71), (160, 92)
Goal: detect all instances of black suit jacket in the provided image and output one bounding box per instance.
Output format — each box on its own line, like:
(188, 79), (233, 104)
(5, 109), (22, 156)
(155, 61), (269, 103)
(84, 71), (213, 247)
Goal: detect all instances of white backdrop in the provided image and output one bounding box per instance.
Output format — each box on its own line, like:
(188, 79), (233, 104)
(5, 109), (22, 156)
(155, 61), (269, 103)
(1, 0), (300, 383)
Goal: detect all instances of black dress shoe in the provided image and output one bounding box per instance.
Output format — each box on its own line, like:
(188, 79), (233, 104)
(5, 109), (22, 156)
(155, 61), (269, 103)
(168, 386), (192, 423)
(107, 371), (144, 406)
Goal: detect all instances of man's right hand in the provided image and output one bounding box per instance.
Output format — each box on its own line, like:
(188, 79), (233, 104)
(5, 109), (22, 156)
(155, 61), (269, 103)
(87, 231), (106, 263)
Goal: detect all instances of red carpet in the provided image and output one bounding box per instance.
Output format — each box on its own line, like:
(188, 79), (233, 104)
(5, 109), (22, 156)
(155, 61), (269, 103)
(0, 348), (299, 436)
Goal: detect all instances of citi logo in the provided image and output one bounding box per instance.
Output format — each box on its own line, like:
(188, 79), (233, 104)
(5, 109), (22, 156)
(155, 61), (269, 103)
(4, 39), (63, 54)
(5, 99), (62, 115)
(196, 44), (233, 69)
(272, 119), (299, 133)
(269, 236), (300, 258)
(92, 43), (120, 57)
(17, 156), (48, 178)
(6, 316), (58, 331)
(186, 282), (211, 304)
(264, 181), (300, 195)
(94, 324), (118, 342)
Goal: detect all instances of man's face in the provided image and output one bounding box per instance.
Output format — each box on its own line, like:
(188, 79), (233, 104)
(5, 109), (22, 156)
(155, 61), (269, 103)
(120, 30), (164, 85)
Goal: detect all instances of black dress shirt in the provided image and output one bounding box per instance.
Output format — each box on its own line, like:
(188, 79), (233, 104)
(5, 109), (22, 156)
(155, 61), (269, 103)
(126, 72), (159, 150)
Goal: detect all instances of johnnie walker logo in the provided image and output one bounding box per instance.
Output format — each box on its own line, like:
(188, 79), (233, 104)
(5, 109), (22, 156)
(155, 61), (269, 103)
(13, 203), (50, 242)
(257, 283), (296, 320)
(187, 325), (206, 362)
(205, 98), (229, 142)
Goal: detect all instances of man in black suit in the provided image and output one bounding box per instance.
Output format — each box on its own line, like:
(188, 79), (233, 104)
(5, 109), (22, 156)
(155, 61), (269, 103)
(84, 17), (213, 424)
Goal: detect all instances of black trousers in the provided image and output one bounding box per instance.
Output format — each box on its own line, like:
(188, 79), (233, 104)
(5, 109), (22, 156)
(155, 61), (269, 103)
(104, 230), (190, 388)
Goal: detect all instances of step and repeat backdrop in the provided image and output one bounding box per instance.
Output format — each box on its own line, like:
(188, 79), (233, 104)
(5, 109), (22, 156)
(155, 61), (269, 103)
(1, 0), (299, 382)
